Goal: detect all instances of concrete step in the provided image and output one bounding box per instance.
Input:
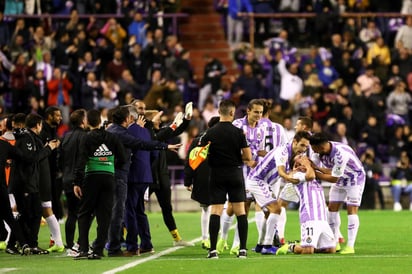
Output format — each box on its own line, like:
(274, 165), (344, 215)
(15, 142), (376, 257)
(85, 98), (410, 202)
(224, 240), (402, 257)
(180, 32), (226, 41)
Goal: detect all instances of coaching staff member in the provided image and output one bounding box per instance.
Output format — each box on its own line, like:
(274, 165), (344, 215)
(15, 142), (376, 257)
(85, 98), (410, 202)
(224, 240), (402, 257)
(73, 109), (127, 260)
(201, 100), (252, 259)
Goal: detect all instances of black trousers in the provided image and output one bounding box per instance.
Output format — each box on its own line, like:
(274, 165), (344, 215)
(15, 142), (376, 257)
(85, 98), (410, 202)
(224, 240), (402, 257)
(65, 191), (80, 248)
(150, 173), (176, 232)
(14, 191), (42, 248)
(77, 174), (114, 255)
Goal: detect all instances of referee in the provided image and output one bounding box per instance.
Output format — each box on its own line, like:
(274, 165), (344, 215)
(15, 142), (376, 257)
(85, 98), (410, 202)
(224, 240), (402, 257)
(201, 100), (252, 259)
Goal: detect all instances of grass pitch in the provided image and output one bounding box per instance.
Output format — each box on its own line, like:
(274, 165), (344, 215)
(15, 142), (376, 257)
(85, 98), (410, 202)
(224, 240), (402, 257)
(0, 210), (410, 274)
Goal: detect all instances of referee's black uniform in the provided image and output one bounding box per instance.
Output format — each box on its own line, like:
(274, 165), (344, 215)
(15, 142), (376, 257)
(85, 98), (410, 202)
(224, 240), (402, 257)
(201, 100), (250, 258)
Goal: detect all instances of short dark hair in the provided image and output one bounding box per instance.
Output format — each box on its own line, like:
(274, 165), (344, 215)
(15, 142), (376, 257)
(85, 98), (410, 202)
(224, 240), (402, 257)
(219, 100), (236, 116)
(261, 99), (271, 115)
(247, 99), (264, 111)
(297, 116), (313, 130)
(69, 109), (87, 128)
(309, 132), (330, 146)
(12, 113), (26, 127)
(25, 113), (43, 129)
(45, 106), (61, 118)
(293, 131), (312, 142)
(87, 109), (101, 128)
(112, 106), (129, 125)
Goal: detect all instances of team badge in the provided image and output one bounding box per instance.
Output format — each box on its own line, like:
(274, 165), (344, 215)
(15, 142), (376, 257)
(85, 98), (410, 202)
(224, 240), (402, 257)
(306, 237), (312, 243)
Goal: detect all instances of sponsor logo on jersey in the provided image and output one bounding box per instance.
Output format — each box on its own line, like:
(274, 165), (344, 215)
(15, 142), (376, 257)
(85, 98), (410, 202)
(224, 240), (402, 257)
(94, 144), (113, 156)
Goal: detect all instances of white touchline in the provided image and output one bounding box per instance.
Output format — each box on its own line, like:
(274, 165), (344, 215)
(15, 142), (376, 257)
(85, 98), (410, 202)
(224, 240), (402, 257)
(102, 237), (202, 274)
(0, 268), (19, 273)
(103, 218), (256, 274)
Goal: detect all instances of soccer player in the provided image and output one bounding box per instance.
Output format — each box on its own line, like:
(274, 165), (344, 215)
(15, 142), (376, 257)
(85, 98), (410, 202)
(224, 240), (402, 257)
(252, 99), (287, 251)
(309, 132), (366, 254)
(276, 116), (315, 244)
(276, 155), (336, 255)
(246, 131), (311, 254)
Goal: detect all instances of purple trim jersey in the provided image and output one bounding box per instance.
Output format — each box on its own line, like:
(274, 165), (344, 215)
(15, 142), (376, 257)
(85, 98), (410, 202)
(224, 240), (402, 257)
(247, 143), (293, 184)
(319, 142), (366, 187)
(293, 172), (328, 223)
(258, 118), (287, 152)
(233, 116), (265, 176)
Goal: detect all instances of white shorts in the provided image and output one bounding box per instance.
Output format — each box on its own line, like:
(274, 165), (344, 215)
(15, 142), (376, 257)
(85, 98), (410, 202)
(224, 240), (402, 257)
(245, 179), (277, 208)
(279, 182), (300, 203)
(300, 220), (335, 249)
(329, 184), (365, 207)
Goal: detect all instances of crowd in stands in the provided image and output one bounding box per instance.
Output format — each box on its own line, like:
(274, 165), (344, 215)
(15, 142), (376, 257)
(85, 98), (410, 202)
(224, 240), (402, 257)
(0, 0), (412, 211)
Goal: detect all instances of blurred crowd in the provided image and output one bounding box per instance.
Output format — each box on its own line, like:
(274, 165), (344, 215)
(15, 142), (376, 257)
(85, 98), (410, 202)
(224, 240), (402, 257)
(0, 1), (411, 198)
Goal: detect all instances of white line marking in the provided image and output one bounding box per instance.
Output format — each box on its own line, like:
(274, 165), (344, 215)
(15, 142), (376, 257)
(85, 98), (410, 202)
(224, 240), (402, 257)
(0, 268), (19, 273)
(102, 237), (202, 274)
(104, 217), (255, 273)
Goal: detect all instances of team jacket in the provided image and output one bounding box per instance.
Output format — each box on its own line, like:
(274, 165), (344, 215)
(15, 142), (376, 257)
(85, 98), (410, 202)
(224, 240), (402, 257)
(10, 129), (53, 194)
(74, 128), (127, 186)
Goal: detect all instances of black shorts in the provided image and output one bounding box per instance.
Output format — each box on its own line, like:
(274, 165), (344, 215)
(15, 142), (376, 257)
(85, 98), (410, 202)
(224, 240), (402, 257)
(209, 167), (246, 204)
(39, 179), (52, 202)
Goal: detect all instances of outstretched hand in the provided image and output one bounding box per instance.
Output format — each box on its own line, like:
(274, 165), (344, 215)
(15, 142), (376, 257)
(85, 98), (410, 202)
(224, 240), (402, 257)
(167, 143), (182, 153)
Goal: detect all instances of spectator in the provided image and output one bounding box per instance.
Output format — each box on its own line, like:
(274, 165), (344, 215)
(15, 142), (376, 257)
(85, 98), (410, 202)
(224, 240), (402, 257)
(0, 12), (10, 48)
(36, 51), (54, 82)
(202, 98), (219, 123)
(386, 80), (412, 125)
(277, 53), (303, 103)
(28, 69), (48, 114)
(392, 47), (412, 80)
(101, 18), (127, 50)
(128, 12), (148, 46)
(356, 65), (380, 98)
(118, 69), (142, 104)
(47, 68), (72, 124)
(360, 147), (385, 210)
(232, 63), (262, 107)
(81, 71), (102, 110)
(359, 20), (382, 49)
(251, 0), (274, 47)
(366, 37), (391, 81)
(227, 0), (253, 48)
(105, 49), (127, 83)
(395, 15), (412, 50)
(10, 54), (34, 113)
(390, 150), (412, 211)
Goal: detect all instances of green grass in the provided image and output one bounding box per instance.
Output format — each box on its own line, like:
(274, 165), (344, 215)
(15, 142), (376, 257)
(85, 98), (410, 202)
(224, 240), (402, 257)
(0, 210), (411, 274)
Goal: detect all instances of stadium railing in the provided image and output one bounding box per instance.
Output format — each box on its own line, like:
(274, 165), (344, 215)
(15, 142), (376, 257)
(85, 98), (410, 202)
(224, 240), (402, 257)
(3, 13), (189, 36)
(238, 12), (412, 48)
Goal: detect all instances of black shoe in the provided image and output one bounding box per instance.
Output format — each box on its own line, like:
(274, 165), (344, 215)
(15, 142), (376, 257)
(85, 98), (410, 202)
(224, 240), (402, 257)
(252, 244), (263, 253)
(6, 247), (20, 255)
(74, 251), (90, 260)
(207, 250), (218, 259)
(88, 252), (101, 260)
(21, 244), (31, 255)
(137, 248), (155, 255)
(31, 246), (49, 255)
(237, 249), (247, 259)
